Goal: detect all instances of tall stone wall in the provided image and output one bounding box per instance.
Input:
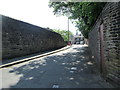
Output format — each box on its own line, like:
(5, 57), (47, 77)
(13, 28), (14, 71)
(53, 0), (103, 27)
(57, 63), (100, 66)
(89, 2), (120, 87)
(89, 19), (101, 69)
(1, 15), (66, 59)
(0, 15), (2, 62)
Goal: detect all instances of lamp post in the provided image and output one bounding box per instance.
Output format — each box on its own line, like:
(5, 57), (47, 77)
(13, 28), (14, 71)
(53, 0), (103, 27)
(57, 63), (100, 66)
(68, 18), (69, 43)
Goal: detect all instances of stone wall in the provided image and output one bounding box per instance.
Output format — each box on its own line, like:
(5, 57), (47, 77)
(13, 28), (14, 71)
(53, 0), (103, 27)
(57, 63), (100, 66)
(89, 2), (120, 87)
(89, 19), (101, 69)
(0, 15), (2, 62)
(1, 15), (66, 59)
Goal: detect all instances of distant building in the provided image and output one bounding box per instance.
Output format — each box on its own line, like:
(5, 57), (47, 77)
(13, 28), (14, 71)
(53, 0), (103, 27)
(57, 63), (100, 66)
(70, 33), (84, 44)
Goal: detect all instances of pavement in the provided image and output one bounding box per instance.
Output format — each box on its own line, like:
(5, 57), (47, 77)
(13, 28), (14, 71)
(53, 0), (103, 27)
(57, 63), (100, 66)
(1, 45), (71, 67)
(0, 45), (113, 88)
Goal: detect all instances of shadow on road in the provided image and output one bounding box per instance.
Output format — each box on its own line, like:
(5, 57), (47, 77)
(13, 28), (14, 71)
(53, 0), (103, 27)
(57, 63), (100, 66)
(6, 45), (112, 88)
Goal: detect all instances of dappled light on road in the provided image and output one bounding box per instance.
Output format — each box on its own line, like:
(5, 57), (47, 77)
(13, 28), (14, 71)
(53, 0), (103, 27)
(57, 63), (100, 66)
(1, 45), (112, 88)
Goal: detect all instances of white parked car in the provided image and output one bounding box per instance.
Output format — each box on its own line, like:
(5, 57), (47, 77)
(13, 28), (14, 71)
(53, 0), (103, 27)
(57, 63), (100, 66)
(80, 41), (84, 45)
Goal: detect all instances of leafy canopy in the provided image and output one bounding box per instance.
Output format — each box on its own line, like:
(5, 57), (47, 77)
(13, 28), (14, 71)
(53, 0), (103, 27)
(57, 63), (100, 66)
(49, 2), (106, 38)
(53, 29), (73, 41)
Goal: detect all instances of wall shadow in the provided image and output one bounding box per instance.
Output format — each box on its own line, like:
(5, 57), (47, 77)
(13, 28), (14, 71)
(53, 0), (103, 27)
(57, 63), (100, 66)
(7, 45), (107, 88)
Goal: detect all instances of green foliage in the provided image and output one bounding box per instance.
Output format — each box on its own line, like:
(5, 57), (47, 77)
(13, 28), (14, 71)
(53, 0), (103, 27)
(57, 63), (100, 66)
(49, 2), (106, 38)
(53, 29), (73, 41)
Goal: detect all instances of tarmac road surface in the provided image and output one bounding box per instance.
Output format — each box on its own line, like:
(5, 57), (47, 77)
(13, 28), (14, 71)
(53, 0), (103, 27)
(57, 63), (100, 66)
(0, 45), (113, 88)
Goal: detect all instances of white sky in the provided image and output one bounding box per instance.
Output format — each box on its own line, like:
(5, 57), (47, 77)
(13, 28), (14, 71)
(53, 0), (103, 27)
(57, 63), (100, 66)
(0, 0), (81, 35)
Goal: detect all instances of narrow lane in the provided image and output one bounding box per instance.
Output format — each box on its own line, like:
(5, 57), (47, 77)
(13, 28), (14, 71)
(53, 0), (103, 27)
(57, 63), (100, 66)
(1, 45), (112, 88)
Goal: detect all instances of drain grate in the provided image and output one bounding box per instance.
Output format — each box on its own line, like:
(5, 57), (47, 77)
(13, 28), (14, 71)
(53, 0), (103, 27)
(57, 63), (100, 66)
(52, 85), (59, 88)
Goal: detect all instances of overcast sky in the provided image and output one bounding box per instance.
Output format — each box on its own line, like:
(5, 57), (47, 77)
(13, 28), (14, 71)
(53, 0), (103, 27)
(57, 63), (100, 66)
(0, 0), (81, 35)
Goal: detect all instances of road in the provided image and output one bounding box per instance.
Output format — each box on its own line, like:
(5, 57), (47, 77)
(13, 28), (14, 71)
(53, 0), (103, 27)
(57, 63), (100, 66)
(0, 45), (113, 88)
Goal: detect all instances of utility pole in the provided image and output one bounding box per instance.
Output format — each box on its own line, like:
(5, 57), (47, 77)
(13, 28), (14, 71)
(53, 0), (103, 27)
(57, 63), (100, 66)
(68, 18), (69, 43)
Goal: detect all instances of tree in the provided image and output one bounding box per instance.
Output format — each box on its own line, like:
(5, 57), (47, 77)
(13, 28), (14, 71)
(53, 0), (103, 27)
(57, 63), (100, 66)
(53, 29), (73, 41)
(49, 2), (106, 38)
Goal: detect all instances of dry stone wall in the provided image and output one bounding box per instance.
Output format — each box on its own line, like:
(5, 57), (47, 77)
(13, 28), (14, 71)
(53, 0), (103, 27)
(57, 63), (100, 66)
(1, 15), (66, 59)
(89, 2), (120, 87)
